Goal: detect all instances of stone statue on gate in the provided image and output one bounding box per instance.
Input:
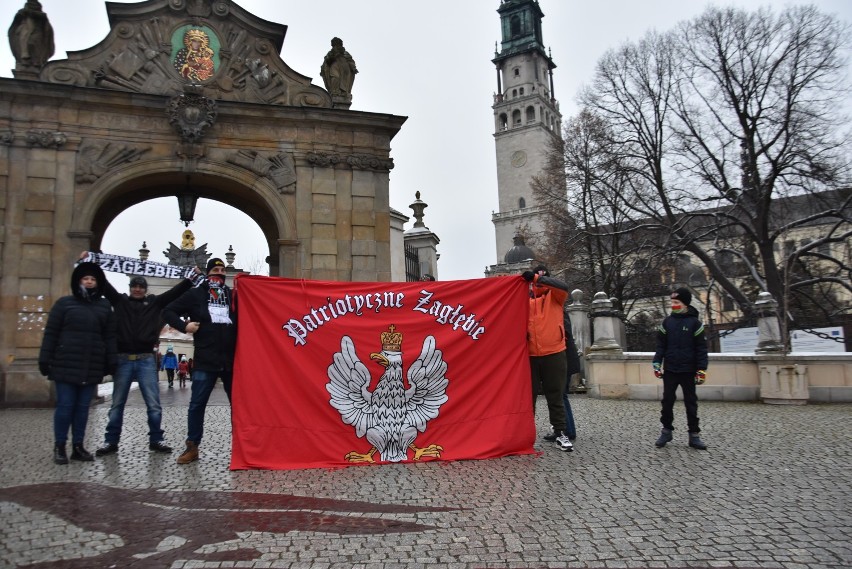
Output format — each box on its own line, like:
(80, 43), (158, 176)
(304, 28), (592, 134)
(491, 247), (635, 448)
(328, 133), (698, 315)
(320, 37), (357, 106)
(8, 0), (54, 77)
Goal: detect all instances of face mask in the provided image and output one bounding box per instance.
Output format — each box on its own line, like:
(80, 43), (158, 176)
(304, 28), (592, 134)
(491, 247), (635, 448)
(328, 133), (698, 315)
(208, 275), (225, 287)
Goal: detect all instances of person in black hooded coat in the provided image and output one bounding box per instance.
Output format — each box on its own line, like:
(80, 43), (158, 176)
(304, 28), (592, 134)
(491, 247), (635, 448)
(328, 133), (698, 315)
(39, 262), (117, 464)
(652, 287), (708, 450)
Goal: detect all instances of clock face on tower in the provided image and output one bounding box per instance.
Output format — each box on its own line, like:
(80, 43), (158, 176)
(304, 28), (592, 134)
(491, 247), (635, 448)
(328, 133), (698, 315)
(510, 150), (527, 168)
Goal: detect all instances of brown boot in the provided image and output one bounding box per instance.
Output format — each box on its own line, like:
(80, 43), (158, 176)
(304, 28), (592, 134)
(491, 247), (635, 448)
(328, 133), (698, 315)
(176, 441), (199, 464)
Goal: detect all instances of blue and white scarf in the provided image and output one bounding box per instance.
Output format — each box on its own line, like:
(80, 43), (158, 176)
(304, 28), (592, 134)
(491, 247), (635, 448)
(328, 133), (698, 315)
(80, 251), (206, 287)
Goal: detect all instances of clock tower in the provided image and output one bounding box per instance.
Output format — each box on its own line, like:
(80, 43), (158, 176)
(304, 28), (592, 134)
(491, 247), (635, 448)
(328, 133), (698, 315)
(488, 0), (562, 275)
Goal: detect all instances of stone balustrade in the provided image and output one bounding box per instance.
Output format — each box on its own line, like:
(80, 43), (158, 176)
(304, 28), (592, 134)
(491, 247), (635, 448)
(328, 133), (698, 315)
(578, 290), (851, 404)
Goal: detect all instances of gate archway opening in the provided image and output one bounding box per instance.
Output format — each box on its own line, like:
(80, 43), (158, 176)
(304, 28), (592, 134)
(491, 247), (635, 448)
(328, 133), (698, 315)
(82, 168), (294, 280)
(101, 197), (269, 285)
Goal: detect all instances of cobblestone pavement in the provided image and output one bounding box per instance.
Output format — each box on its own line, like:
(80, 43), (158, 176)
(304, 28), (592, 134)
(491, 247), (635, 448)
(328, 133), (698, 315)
(0, 381), (849, 569)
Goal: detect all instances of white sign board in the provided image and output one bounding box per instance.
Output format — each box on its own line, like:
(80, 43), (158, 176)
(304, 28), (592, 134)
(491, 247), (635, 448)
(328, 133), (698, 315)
(719, 328), (760, 353)
(790, 327), (846, 353)
(719, 326), (846, 353)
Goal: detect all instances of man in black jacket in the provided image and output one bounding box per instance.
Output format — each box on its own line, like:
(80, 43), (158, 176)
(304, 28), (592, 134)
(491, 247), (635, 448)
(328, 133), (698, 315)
(95, 272), (197, 456)
(163, 257), (237, 464)
(652, 287), (709, 450)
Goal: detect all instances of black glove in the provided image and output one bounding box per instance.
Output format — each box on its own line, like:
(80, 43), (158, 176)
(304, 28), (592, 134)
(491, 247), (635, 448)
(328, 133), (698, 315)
(522, 271), (535, 282)
(39, 363), (50, 377)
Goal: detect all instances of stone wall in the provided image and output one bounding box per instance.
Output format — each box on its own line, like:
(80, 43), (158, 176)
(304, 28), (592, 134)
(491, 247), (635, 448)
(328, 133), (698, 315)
(586, 352), (852, 404)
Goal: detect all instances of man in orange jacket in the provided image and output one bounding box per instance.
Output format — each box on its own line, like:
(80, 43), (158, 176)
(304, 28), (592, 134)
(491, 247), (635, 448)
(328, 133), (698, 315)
(523, 265), (573, 452)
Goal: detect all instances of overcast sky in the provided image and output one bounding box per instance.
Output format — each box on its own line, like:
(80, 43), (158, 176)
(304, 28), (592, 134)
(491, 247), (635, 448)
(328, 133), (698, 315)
(2, 0), (850, 282)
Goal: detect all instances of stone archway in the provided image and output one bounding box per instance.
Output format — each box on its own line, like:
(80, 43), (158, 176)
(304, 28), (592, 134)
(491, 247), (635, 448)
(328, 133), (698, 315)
(0, 0), (406, 406)
(78, 162), (297, 278)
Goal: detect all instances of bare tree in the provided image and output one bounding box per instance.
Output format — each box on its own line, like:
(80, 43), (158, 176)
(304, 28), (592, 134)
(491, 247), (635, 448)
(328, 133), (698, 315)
(538, 5), (852, 343)
(532, 109), (675, 308)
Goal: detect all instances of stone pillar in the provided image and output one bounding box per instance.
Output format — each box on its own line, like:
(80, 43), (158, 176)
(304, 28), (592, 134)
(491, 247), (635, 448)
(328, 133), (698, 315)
(567, 289), (590, 352)
(754, 292), (786, 354)
(589, 292), (622, 353)
(754, 292), (809, 403)
(611, 296), (627, 349)
(403, 192), (440, 280)
(567, 289), (589, 379)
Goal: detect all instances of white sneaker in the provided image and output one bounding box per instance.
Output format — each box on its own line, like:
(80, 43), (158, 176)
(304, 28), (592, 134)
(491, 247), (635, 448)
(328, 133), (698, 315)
(555, 432), (574, 452)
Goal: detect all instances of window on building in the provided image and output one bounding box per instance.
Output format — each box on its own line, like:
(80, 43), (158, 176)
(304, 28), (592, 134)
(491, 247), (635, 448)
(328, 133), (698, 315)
(519, 197), (526, 209)
(526, 106), (535, 123)
(512, 109), (521, 125)
(510, 15), (521, 37)
(499, 113), (508, 131)
(512, 89), (517, 98)
(513, 67), (520, 78)
(519, 87), (524, 96)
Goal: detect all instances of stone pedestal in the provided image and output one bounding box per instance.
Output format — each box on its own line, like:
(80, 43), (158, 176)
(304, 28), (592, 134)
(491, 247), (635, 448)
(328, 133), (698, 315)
(589, 292), (622, 353)
(754, 292), (786, 353)
(760, 364), (809, 405)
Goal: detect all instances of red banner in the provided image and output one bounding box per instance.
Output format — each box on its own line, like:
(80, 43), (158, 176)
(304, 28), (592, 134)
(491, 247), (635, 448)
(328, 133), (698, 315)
(230, 275), (535, 470)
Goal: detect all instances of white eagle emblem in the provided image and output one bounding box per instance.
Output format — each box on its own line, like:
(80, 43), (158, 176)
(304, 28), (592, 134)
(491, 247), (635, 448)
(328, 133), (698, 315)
(326, 325), (449, 463)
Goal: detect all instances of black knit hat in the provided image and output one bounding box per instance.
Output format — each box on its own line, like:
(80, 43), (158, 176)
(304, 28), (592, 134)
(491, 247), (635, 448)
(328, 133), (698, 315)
(671, 287), (692, 306)
(206, 257), (225, 274)
(129, 276), (148, 289)
(76, 263), (100, 279)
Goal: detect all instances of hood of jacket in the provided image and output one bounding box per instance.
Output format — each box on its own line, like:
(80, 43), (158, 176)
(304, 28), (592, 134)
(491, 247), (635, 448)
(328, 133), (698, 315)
(70, 262), (107, 301)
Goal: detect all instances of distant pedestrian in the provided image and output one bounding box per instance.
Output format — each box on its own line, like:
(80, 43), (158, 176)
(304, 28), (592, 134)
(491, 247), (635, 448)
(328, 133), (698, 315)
(653, 288), (708, 450)
(420, 274), (436, 281)
(39, 262), (117, 464)
(178, 356), (190, 389)
(163, 257), (237, 464)
(160, 346), (178, 388)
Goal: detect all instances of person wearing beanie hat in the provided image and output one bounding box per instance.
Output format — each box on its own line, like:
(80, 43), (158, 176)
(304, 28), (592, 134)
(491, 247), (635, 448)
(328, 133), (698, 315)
(163, 254), (237, 464)
(671, 287), (692, 307)
(652, 287), (709, 450)
(206, 257), (225, 274)
(160, 345), (179, 388)
(39, 261), (117, 464)
(94, 257), (201, 458)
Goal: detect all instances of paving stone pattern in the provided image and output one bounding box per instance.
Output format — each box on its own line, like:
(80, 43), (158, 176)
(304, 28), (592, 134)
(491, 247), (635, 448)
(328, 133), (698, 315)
(0, 382), (849, 568)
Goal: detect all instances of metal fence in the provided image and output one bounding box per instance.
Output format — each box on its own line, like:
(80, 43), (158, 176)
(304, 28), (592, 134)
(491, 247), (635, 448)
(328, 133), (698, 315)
(404, 245), (420, 282)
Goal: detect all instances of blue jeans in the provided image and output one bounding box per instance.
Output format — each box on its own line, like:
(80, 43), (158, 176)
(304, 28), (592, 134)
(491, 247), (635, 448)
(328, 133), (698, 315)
(54, 382), (97, 444)
(104, 355), (164, 444)
(187, 368), (232, 445)
(562, 388), (577, 440)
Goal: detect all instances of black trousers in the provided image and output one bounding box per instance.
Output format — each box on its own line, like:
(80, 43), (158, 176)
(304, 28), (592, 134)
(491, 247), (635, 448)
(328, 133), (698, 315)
(530, 351), (568, 432)
(660, 371), (700, 433)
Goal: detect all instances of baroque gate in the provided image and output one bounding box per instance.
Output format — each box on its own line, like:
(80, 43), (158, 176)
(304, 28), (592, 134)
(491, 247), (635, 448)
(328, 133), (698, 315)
(0, 0), (405, 405)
